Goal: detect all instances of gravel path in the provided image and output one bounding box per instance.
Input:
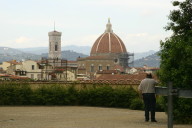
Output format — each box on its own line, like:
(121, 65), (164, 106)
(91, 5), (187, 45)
(0, 106), (191, 128)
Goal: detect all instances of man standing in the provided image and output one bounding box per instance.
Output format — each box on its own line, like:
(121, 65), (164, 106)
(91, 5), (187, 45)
(138, 73), (158, 122)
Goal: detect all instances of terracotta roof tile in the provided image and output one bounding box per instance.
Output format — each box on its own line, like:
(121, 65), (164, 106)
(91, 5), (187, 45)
(95, 73), (157, 81)
(6, 60), (21, 65)
(78, 73), (158, 84)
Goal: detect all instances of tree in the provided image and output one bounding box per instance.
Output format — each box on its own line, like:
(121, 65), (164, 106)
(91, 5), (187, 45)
(158, 0), (192, 124)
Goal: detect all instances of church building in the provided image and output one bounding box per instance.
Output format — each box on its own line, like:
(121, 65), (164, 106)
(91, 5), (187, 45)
(77, 19), (133, 79)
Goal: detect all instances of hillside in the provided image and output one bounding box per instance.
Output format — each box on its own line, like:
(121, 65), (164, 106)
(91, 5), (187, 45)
(0, 46), (160, 67)
(18, 46), (158, 60)
(134, 50), (156, 60)
(133, 52), (160, 67)
(0, 47), (41, 63)
(41, 50), (88, 60)
(0, 47), (88, 63)
(18, 45), (91, 55)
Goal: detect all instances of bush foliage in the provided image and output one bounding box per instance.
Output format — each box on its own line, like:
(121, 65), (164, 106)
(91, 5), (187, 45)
(0, 83), (164, 112)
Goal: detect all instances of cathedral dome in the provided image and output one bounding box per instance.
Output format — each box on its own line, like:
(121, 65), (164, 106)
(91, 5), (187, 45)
(90, 19), (127, 56)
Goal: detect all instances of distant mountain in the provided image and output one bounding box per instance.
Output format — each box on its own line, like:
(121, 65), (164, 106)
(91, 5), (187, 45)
(0, 47), (24, 55)
(18, 45), (91, 55)
(133, 52), (160, 67)
(0, 47), (88, 63)
(62, 45), (91, 55)
(18, 46), (155, 60)
(0, 47), (41, 63)
(18, 47), (48, 55)
(41, 50), (88, 61)
(134, 50), (156, 60)
(1, 46), (160, 67)
(61, 50), (88, 60)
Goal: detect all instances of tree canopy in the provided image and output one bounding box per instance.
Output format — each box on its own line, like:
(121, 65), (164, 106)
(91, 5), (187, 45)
(159, 0), (192, 89)
(158, 0), (192, 124)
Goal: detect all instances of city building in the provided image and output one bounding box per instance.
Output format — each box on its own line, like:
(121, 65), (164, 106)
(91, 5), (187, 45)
(38, 29), (69, 81)
(127, 65), (160, 74)
(6, 60), (42, 80)
(0, 60), (21, 71)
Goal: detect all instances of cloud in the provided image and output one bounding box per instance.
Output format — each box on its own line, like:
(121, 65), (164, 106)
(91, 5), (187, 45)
(63, 34), (99, 46)
(140, 10), (154, 16)
(127, 33), (148, 37)
(15, 36), (31, 44)
(87, 0), (172, 9)
(0, 36), (48, 48)
(115, 32), (171, 52)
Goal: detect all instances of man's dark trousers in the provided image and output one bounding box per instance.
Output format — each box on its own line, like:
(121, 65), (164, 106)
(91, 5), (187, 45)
(142, 93), (156, 121)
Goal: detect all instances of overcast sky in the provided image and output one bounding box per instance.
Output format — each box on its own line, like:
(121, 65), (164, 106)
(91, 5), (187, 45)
(0, 0), (183, 52)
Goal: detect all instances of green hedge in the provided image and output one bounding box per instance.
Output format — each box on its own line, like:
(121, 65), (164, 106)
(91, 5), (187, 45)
(0, 83), (164, 112)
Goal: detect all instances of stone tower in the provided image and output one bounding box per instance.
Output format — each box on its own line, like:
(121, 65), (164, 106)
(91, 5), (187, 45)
(48, 30), (62, 59)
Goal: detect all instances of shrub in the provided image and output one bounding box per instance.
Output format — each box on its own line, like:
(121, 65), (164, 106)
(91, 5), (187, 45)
(0, 83), (142, 110)
(156, 96), (165, 112)
(130, 98), (144, 110)
(0, 83), (32, 105)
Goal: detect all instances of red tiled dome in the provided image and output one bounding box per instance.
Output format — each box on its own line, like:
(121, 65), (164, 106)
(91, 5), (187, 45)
(90, 33), (127, 55)
(90, 19), (127, 56)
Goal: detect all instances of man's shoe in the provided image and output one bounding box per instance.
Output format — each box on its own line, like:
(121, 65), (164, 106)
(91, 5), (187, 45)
(151, 120), (157, 122)
(145, 119), (149, 122)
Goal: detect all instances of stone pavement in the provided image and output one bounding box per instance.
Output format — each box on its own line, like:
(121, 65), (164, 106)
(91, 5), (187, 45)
(0, 106), (191, 128)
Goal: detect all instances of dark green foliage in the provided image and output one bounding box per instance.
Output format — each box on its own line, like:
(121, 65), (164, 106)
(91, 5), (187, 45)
(0, 83), (165, 113)
(0, 82), (32, 105)
(130, 98), (144, 110)
(159, 0), (192, 124)
(0, 83), (138, 109)
(155, 96), (165, 112)
(173, 98), (192, 124)
(112, 87), (138, 108)
(78, 86), (138, 108)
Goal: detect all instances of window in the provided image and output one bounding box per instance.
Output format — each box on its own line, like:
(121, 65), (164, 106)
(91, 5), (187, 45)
(55, 45), (58, 51)
(114, 59), (118, 63)
(55, 42), (58, 51)
(91, 65), (94, 72)
(37, 74), (41, 80)
(107, 65), (110, 70)
(31, 74), (34, 79)
(98, 65), (102, 71)
(20, 71), (26, 76)
(32, 65), (35, 70)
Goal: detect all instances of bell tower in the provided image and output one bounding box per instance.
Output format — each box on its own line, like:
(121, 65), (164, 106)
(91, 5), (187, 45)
(48, 29), (62, 59)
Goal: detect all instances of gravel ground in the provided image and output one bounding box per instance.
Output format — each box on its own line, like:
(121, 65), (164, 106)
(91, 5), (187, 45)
(0, 106), (191, 128)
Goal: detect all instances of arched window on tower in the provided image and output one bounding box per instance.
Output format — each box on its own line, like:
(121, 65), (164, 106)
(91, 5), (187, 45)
(55, 42), (58, 51)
